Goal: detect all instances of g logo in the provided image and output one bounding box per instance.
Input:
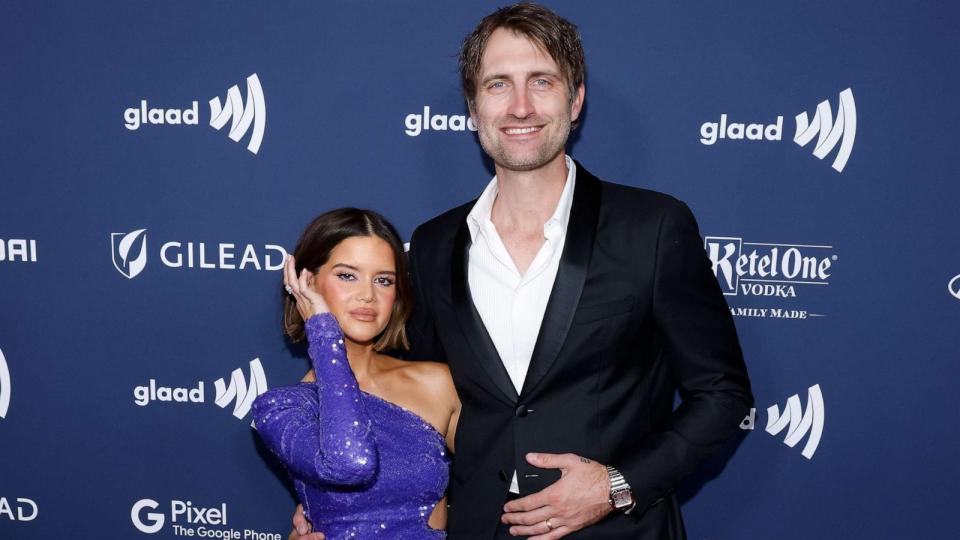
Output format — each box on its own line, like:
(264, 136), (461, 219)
(131, 498), (164, 534)
(949, 274), (960, 301)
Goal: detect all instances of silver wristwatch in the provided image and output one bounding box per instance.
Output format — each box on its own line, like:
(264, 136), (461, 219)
(605, 465), (636, 514)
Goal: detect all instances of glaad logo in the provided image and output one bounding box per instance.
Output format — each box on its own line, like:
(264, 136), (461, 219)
(949, 274), (960, 300)
(404, 106), (477, 136)
(133, 359), (267, 421)
(209, 74), (267, 154)
(110, 229), (287, 278)
(0, 238), (38, 263)
(704, 236), (837, 319)
(0, 347), (10, 419)
(699, 88), (857, 172)
(112, 229), (148, 279)
(740, 384), (825, 459)
(123, 73), (266, 154)
(214, 358), (268, 419)
(0, 497), (38, 522)
(794, 88), (856, 173)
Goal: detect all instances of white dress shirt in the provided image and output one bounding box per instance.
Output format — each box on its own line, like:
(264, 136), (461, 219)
(466, 155), (577, 493)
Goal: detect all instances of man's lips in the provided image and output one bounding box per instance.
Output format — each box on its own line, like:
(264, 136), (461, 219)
(501, 125), (543, 135)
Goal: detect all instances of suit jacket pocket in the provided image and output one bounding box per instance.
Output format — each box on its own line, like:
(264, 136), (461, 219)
(573, 295), (635, 324)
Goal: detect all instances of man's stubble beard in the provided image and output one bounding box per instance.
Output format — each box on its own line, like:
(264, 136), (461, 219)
(476, 113), (573, 173)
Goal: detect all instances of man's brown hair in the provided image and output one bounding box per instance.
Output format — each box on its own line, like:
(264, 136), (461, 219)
(458, 2), (586, 109)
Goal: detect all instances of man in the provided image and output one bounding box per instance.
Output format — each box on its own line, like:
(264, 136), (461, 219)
(292, 3), (751, 538)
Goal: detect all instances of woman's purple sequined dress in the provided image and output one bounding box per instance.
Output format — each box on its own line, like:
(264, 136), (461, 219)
(252, 313), (450, 539)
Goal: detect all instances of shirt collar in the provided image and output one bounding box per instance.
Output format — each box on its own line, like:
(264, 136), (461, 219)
(467, 155), (577, 241)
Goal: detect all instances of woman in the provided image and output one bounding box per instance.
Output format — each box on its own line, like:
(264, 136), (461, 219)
(252, 208), (460, 539)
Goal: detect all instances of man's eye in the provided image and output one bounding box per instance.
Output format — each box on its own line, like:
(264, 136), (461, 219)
(489, 81), (506, 89)
(533, 79), (550, 87)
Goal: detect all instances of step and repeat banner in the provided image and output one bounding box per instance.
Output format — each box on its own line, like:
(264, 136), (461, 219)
(2, 1), (958, 538)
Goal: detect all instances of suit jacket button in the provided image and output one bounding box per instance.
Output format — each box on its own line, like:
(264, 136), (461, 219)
(515, 405), (528, 418)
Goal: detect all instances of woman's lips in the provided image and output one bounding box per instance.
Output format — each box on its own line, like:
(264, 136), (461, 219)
(349, 308), (377, 322)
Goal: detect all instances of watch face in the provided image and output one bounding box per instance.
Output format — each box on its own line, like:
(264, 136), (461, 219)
(612, 490), (632, 508)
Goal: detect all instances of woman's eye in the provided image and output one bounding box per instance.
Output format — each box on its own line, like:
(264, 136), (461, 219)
(375, 277), (395, 286)
(336, 272), (356, 281)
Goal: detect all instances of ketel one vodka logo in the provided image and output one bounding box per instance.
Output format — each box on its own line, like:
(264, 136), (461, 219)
(123, 73), (266, 154)
(699, 88), (856, 173)
(705, 236), (836, 299)
(705, 236), (837, 319)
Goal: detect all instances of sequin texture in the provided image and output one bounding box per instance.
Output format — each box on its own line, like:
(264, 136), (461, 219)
(253, 313), (449, 539)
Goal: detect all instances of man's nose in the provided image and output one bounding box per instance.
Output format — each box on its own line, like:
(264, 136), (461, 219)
(507, 87), (534, 119)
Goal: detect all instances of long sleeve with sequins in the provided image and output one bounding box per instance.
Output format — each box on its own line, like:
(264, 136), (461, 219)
(251, 312), (379, 487)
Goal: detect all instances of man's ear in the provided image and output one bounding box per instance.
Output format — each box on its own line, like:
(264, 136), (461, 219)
(570, 83), (585, 122)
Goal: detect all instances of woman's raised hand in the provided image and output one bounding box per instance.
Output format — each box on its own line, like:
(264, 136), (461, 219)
(284, 255), (330, 321)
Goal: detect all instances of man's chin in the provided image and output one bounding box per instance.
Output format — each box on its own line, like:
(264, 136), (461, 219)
(491, 149), (565, 173)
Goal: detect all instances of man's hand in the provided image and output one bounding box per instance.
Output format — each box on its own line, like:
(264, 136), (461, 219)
(500, 453), (613, 539)
(288, 504), (325, 540)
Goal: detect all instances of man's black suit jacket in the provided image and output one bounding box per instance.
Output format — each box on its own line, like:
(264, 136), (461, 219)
(406, 162), (752, 539)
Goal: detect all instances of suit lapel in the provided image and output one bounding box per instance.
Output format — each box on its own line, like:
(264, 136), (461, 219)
(450, 218), (520, 404)
(520, 163), (601, 398)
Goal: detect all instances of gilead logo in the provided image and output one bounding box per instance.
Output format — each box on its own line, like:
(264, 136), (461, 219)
(0, 497), (38, 521)
(111, 229), (288, 279)
(112, 228), (148, 279)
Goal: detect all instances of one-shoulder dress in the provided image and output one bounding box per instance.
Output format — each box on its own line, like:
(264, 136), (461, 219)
(252, 313), (450, 539)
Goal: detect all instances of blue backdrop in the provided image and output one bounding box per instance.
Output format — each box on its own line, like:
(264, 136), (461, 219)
(2, 1), (958, 538)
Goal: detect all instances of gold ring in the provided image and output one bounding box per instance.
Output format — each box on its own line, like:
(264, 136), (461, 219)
(545, 518), (554, 530)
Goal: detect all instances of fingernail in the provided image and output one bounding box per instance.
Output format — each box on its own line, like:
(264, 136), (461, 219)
(527, 452), (538, 461)
(298, 526), (307, 534)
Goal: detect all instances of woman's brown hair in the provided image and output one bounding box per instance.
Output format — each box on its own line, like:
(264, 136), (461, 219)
(283, 208), (411, 351)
